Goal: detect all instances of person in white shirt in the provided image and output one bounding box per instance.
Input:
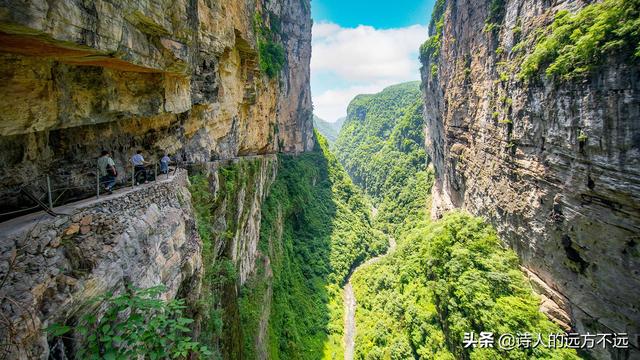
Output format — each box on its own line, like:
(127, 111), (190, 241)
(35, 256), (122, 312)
(131, 150), (148, 184)
(160, 153), (171, 174)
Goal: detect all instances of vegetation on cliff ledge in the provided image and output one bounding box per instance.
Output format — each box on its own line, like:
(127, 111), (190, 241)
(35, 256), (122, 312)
(255, 13), (286, 79)
(419, 0), (446, 76)
(520, 0), (640, 80)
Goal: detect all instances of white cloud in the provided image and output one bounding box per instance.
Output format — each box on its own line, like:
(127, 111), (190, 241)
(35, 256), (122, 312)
(313, 81), (408, 122)
(311, 22), (428, 121)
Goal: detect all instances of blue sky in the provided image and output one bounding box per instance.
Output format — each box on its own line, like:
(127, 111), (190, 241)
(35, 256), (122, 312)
(311, 0), (435, 122)
(312, 0), (434, 29)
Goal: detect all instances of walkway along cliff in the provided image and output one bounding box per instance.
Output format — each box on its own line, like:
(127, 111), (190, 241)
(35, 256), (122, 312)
(420, 0), (639, 358)
(0, 0), (313, 358)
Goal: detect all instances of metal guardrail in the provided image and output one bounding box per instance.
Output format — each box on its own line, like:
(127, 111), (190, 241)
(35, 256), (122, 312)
(0, 162), (179, 220)
(1, 155), (271, 221)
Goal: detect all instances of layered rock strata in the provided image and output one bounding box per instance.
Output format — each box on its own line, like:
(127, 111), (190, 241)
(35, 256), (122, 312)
(0, 0), (313, 215)
(421, 0), (640, 358)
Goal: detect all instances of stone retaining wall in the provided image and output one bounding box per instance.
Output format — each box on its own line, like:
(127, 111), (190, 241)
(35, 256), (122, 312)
(0, 169), (202, 359)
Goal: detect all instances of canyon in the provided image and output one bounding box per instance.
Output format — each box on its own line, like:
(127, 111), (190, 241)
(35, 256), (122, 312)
(0, 0), (638, 359)
(0, 0), (313, 358)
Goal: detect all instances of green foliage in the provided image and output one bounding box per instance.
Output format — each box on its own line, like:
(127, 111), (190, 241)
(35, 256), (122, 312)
(334, 82), (431, 237)
(190, 162), (264, 359)
(313, 114), (343, 144)
(578, 130), (588, 143)
(484, 0), (506, 34)
(259, 40), (285, 78)
(351, 213), (581, 359)
(189, 174), (214, 245)
(420, 0), (446, 67)
(420, 18), (444, 66)
(428, 0), (447, 33)
(48, 286), (210, 359)
(519, 0), (640, 80)
(254, 12), (286, 78)
(239, 133), (385, 359)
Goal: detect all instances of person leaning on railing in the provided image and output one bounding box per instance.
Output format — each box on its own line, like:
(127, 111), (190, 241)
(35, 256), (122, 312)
(98, 150), (117, 194)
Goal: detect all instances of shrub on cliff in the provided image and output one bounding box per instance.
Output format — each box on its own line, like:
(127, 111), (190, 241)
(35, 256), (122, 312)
(420, 0), (446, 68)
(255, 12), (286, 78)
(47, 285), (210, 359)
(519, 0), (640, 80)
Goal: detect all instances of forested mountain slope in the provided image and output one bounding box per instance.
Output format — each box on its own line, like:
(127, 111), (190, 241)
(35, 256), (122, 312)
(333, 82), (428, 236)
(334, 81), (579, 359)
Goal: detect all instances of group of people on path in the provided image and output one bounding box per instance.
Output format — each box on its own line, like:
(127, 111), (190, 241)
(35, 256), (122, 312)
(97, 150), (172, 194)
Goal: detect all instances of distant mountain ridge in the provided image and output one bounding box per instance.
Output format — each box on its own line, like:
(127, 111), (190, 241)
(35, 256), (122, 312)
(333, 81), (425, 202)
(313, 115), (344, 143)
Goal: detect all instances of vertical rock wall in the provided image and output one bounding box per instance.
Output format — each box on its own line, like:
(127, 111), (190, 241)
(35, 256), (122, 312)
(0, 0), (313, 214)
(421, 0), (640, 358)
(192, 156), (278, 359)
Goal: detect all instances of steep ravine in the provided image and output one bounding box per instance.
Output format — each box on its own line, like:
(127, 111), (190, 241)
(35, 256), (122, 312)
(343, 234), (396, 360)
(334, 82), (581, 358)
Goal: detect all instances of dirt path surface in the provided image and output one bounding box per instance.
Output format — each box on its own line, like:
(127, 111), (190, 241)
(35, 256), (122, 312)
(343, 236), (396, 360)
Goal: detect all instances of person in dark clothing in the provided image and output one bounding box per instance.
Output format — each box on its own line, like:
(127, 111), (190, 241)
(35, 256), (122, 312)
(98, 150), (117, 194)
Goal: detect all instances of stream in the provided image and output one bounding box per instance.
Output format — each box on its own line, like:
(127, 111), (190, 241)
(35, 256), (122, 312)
(343, 235), (397, 360)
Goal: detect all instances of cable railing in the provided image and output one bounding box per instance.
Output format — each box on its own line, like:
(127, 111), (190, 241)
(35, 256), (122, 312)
(0, 162), (180, 222)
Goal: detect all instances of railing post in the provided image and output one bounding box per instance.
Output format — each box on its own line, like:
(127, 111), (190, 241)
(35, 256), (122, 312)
(96, 164), (100, 199)
(46, 176), (53, 209)
(131, 166), (135, 187)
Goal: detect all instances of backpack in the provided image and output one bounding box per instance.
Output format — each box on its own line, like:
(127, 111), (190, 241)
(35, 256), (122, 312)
(106, 164), (117, 177)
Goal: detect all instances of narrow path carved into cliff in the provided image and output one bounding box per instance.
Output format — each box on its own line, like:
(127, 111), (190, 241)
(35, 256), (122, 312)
(343, 233), (396, 360)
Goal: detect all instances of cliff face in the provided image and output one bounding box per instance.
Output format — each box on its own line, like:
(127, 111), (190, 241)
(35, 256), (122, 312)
(0, 171), (203, 358)
(0, 0), (313, 358)
(0, 0), (313, 212)
(421, 0), (639, 358)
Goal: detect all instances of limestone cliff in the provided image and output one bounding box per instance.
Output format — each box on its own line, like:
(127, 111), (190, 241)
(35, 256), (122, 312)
(0, 0), (313, 214)
(421, 0), (639, 358)
(0, 0), (313, 358)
